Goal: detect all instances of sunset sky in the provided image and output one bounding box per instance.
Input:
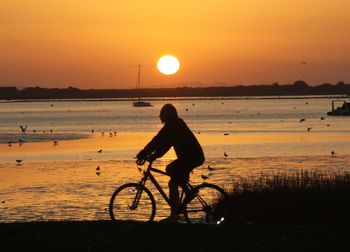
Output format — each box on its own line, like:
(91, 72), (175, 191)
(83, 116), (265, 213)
(1, 0), (349, 89)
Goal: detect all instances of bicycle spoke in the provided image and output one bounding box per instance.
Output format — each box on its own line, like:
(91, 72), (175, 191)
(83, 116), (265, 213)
(184, 183), (231, 224)
(109, 183), (156, 222)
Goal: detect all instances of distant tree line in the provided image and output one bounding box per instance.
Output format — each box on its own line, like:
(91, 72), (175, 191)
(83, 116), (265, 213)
(1, 80), (350, 100)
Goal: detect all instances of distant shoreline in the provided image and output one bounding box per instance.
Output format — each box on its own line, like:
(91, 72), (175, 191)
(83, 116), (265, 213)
(1, 81), (350, 100)
(0, 94), (348, 103)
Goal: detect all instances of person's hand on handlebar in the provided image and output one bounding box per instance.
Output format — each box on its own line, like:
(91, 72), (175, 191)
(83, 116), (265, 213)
(136, 159), (146, 165)
(136, 154), (155, 166)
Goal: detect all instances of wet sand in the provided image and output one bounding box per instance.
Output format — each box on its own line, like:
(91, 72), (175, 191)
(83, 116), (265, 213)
(2, 131), (350, 222)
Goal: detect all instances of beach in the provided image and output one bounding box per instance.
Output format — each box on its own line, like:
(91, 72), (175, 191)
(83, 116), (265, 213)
(1, 97), (350, 222)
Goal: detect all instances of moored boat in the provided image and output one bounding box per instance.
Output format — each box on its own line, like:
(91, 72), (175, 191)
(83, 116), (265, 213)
(132, 65), (153, 107)
(327, 100), (350, 116)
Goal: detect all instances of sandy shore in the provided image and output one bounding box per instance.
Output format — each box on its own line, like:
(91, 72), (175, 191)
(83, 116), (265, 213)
(1, 221), (350, 251)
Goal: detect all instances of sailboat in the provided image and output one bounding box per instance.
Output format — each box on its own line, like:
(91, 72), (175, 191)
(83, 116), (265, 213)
(133, 64), (153, 107)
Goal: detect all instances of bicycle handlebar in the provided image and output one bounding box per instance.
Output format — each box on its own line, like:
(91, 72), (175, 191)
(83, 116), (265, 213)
(136, 158), (153, 166)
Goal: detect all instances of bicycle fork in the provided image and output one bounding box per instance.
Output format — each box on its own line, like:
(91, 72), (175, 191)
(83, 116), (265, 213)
(130, 178), (147, 210)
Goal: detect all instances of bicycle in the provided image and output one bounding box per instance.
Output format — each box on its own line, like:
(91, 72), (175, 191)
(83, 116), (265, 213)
(109, 160), (231, 224)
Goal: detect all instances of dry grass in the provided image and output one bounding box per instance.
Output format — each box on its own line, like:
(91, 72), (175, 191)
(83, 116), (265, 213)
(227, 171), (350, 224)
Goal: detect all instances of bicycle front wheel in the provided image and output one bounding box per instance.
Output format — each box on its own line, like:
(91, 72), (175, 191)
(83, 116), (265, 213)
(184, 183), (231, 224)
(109, 183), (156, 222)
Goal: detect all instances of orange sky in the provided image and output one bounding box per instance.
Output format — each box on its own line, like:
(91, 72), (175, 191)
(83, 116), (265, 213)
(1, 0), (349, 89)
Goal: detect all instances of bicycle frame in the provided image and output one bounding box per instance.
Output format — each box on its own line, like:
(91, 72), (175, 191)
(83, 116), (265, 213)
(131, 161), (188, 210)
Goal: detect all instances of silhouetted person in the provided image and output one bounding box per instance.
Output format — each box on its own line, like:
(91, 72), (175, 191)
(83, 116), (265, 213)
(136, 103), (205, 222)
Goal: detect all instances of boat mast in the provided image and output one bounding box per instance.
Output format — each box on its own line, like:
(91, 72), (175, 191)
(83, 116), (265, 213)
(136, 64), (141, 100)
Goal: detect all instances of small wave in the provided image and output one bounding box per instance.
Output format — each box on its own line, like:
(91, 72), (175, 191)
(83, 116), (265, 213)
(0, 133), (90, 144)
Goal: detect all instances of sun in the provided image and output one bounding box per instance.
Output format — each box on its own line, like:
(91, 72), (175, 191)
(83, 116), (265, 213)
(157, 55), (180, 75)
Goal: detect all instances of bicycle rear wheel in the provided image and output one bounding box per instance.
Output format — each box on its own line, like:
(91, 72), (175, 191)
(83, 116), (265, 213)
(109, 183), (156, 222)
(184, 183), (231, 224)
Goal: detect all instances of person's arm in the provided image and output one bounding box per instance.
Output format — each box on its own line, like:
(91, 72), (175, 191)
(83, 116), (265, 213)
(137, 125), (172, 160)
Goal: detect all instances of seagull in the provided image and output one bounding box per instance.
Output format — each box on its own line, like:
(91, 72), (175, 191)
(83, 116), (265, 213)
(96, 166), (100, 171)
(16, 159), (23, 165)
(326, 124), (331, 127)
(109, 132), (113, 137)
(20, 125), (28, 133)
(208, 165), (215, 171)
(91, 129), (94, 133)
(224, 152), (229, 157)
(114, 132), (117, 136)
(331, 150), (335, 156)
(320, 117), (325, 120)
(307, 128), (312, 131)
(53, 140), (58, 145)
(98, 149), (103, 153)
(224, 133), (229, 136)
(101, 132), (104, 136)
(299, 118), (306, 123)
(18, 139), (24, 146)
(8, 142), (12, 147)
(201, 174), (209, 181)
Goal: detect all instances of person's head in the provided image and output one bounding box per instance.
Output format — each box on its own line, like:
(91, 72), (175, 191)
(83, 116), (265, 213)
(159, 103), (178, 124)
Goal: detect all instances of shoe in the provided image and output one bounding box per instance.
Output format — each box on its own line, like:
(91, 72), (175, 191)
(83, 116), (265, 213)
(158, 216), (178, 223)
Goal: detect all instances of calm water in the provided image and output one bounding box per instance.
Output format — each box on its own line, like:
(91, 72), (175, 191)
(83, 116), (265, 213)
(1, 97), (350, 222)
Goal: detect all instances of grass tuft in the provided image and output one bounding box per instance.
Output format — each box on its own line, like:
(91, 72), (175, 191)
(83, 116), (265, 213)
(225, 171), (350, 224)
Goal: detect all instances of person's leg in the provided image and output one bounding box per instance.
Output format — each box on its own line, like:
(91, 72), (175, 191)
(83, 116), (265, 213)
(165, 161), (180, 220)
(168, 178), (179, 218)
(165, 160), (193, 220)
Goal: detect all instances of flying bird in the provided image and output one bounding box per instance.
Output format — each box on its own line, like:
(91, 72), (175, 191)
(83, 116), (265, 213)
(53, 140), (59, 145)
(16, 159), (23, 165)
(299, 118), (306, 123)
(98, 149), (103, 153)
(20, 125), (28, 133)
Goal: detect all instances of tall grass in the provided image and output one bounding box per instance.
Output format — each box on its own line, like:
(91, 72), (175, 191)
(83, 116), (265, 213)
(226, 171), (350, 224)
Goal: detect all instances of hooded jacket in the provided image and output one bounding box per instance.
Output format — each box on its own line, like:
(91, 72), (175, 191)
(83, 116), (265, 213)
(137, 117), (204, 164)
